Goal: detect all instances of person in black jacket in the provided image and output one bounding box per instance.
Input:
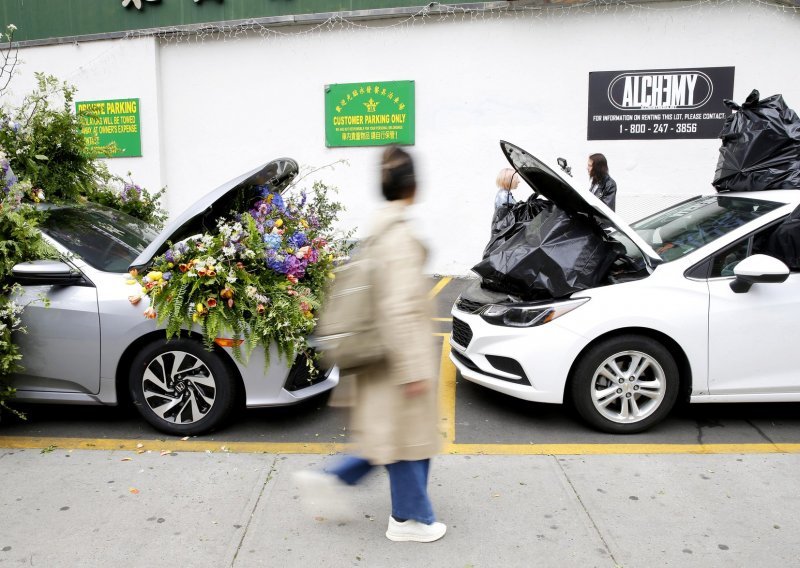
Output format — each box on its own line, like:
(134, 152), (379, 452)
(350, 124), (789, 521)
(588, 153), (617, 211)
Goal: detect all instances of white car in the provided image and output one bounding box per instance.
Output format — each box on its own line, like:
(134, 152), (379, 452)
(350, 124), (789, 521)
(450, 141), (800, 433)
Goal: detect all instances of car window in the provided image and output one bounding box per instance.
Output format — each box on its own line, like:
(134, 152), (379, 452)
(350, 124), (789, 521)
(39, 204), (158, 273)
(630, 196), (783, 263)
(709, 221), (786, 278)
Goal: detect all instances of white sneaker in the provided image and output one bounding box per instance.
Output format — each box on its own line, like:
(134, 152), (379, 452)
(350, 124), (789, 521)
(293, 470), (354, 520)
(385, 516), (447, 542)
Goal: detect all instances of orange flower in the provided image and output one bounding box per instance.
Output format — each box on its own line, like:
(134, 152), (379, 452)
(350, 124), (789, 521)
(206, 298), (217, 308)
(236, 262), (245, 270)
(178, 263), (189, 273)
(143, 307), (156, 319)
(197, 268), (207, 277)
(257, 303), (266, 315)
(129, 268), (139, 277)
(206, 270), (217, 278)
(220, 287), (234, 299)
(287, 274), (299, 285)
(128, 295), (142, 305)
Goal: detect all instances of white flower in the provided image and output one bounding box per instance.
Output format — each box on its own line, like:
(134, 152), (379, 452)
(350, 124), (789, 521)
(226, 275), (237, 284)
(222, 245), (235, 257)
(7, 24), (17, 32)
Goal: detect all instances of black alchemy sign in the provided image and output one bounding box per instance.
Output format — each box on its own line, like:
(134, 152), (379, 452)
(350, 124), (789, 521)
(587, 67), (735, 140)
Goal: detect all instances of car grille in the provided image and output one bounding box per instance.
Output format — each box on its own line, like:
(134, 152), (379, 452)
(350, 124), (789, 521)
(451, 318), (473, 348)
(285, 352), (329, 392)
(455, 296), (485, 313)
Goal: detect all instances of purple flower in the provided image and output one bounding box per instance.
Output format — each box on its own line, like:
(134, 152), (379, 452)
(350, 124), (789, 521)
(162, 271), (172, 281)
(164, 249), (175, 263)
(283, 255), (307, 278)
(287, 232), (307, 249)
(266, 253), (287, 273)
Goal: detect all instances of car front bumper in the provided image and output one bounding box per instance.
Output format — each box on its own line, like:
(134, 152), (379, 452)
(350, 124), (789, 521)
(449, 307), (588, 404)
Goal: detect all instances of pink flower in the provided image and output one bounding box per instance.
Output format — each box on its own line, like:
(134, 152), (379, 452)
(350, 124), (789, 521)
(143, 307), (156, 319)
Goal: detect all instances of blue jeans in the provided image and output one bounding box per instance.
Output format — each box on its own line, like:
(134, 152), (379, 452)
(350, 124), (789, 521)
(327, 455), (435, 525)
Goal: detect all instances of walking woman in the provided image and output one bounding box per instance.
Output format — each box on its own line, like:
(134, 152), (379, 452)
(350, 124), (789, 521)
(587, 153), (617, 211)
(296, 145), (445, 543)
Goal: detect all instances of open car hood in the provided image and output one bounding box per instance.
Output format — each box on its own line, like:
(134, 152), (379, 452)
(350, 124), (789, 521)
(500, 140), (662, 269)
(130, 158), (298, 271)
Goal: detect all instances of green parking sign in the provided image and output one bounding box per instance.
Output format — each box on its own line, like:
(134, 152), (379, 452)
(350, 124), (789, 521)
(76, 98), (142, 158)
(325, 81), (415, 147)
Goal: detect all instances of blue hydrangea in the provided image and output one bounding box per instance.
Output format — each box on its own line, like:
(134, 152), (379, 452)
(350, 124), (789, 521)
(263, 233), (282, 250)
(287, 232), (307, 249)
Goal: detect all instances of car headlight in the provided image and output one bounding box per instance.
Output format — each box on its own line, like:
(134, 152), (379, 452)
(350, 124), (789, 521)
(479, 298), (589, 328)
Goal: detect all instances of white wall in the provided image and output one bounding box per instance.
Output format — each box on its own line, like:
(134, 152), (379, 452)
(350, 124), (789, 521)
(10, 1), (800, 274)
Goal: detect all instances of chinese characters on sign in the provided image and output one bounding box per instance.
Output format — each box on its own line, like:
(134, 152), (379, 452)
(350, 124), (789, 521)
(76, 98), (142, 158)
(587, 67), (735, 140)
(325, 81), (415, 147)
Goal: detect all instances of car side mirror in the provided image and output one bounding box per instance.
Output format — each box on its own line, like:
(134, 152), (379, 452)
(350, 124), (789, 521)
(557, 157), (572, 177)
(730, 254), (790, 293)
(11, 260), (86, 286)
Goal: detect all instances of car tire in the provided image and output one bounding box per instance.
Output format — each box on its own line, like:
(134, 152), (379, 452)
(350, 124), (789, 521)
(570, 335), (679, 434)
(129, 338), (239, 436)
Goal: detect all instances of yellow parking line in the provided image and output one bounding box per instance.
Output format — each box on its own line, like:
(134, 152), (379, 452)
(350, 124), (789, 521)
(0, 436), (346, 454)
(441, 443), (800, 455)
(438, 334), (457, 444)
(431, 317), (452, 322)
(2, 437), (799, 456)
(427, 276), (452, 299)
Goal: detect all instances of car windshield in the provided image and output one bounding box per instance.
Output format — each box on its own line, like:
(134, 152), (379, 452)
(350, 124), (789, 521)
(624, 195), (783, 262)
(39, 204), (159, 272)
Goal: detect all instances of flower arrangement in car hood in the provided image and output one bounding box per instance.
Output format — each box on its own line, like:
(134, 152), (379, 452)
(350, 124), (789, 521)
(132, 179), (351, 368)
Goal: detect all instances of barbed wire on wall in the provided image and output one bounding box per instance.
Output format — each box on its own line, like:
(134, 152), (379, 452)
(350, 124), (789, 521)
(121, 0), (799, 45)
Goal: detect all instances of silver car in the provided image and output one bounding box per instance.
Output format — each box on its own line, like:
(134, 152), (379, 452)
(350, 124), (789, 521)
(9, 158), (339, 435)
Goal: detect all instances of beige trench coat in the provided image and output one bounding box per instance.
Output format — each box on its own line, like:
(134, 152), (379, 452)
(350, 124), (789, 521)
(329, 201), (441, 465)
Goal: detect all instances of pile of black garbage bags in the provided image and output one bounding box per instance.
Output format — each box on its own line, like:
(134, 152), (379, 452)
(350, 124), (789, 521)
(713, 89), (800, 192)
(473, 194), (624, 300)
(714, 89), (800, 270)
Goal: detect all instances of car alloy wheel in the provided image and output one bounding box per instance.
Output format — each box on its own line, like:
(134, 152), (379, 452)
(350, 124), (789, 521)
(571, 335), (679, 434)
(130, 338), (238, 435)
(590, 350), (666, 424)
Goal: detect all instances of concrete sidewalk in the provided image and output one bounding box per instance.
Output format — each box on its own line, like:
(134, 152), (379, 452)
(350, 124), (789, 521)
(1, 448), (798, 568)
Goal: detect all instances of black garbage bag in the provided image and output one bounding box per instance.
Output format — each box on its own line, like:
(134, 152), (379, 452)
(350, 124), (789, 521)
(473, 208), (623, 300)
(767, 203), (800, 270)
(484, 194), (551, 258)
(713, 89), (800, 192)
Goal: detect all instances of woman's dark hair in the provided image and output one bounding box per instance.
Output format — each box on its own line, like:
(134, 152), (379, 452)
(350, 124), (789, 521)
(589, 153), (609, 184)
(381, 145), (416, 201)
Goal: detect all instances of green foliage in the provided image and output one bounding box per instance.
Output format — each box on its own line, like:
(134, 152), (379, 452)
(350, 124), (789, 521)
(0, 72), (167, 228)
(135, 181), (352, 370)
(0, 73), (96, 202)
(0, 165), (55, 412)
(85, 174), (168, 228)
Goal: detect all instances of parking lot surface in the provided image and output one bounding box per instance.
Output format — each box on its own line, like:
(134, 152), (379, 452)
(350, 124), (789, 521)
(1, 277), (800, 454)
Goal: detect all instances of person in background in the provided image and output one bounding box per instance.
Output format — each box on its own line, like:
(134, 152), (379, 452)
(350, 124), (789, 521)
(494, 167), (520, 210)
(588, 153), (617, 211)
(294, 145), (445, 543)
